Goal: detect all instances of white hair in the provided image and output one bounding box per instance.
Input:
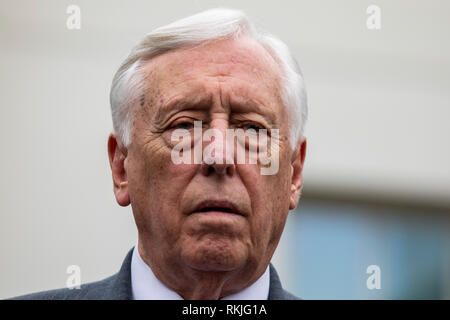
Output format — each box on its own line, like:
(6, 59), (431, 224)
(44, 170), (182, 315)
(110, 8), (308, 150)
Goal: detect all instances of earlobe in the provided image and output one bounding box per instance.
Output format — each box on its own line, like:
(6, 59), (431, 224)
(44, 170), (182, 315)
(107, 133), (131, 207)
(116, 181), (130, 207)
(289, 136), (307, 210)
(119, 181), (128, 188)
(289, 187), (300, 211)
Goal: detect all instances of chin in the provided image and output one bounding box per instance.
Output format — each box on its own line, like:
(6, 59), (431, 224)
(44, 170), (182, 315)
(182, 237), (248, 272)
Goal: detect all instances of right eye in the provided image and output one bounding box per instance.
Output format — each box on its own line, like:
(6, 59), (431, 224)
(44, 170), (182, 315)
(172, 121), (194, 130)
(243, 123), (264, 132)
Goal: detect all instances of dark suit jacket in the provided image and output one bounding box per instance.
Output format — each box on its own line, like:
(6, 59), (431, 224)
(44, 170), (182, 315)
(10, 247), (299, 300)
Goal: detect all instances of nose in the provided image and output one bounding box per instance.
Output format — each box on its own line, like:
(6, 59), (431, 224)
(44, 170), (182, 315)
(200, 119), (236, 177)
(201, 157), (235, 176)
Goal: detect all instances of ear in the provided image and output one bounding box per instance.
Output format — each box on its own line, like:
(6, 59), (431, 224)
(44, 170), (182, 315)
(289, 136), (307, 210)
(107, 133), (130, 207)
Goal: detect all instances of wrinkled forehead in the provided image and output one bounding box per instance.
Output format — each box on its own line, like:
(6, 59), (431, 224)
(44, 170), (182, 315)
(139, 36), (284, 109)
(155, 36), (281, 73)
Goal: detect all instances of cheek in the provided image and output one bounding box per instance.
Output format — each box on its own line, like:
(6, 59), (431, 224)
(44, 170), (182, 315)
(236, 166), (273, 238)
(128, 143), (199, 235)
(238, 156), (291, 245)
(133, 136), (196, 193)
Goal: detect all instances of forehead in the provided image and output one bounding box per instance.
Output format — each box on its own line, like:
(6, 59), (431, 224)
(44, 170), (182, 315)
(140, 36), (284, 113)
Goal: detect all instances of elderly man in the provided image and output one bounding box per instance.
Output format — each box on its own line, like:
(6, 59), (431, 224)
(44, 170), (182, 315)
(13, 7), (307, 300)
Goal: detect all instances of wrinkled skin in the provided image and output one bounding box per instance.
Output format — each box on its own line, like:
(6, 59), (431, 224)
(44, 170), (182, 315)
(108, 36), (307, 299)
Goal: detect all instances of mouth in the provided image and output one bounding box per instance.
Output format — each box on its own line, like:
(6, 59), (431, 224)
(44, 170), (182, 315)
(191, 200), (243, 216)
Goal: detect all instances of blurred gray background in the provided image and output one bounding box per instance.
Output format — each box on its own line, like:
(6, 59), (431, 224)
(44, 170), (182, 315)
(1, 0), (449, 299)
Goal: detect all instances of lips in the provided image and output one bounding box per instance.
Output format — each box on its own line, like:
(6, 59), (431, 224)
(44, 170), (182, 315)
(191, 200), (243, 216)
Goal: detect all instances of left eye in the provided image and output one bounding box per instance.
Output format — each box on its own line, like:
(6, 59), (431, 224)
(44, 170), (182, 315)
(174, 122), (194, 130)
(243, 124), (264, 132)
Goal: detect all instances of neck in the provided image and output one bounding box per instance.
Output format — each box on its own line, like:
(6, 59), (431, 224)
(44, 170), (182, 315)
(137, 241), (267, 300)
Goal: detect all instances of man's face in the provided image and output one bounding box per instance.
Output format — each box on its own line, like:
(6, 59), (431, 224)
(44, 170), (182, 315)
(110, 37), (306, 288)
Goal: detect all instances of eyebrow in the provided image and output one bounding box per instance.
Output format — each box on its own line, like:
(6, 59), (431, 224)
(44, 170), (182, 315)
(153, 94), (213, 125)
(152, 93), (279, 126)
(228, 97), (278, 126)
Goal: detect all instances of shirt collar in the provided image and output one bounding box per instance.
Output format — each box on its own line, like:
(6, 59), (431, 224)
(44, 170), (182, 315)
(131, 243), (270, 300)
